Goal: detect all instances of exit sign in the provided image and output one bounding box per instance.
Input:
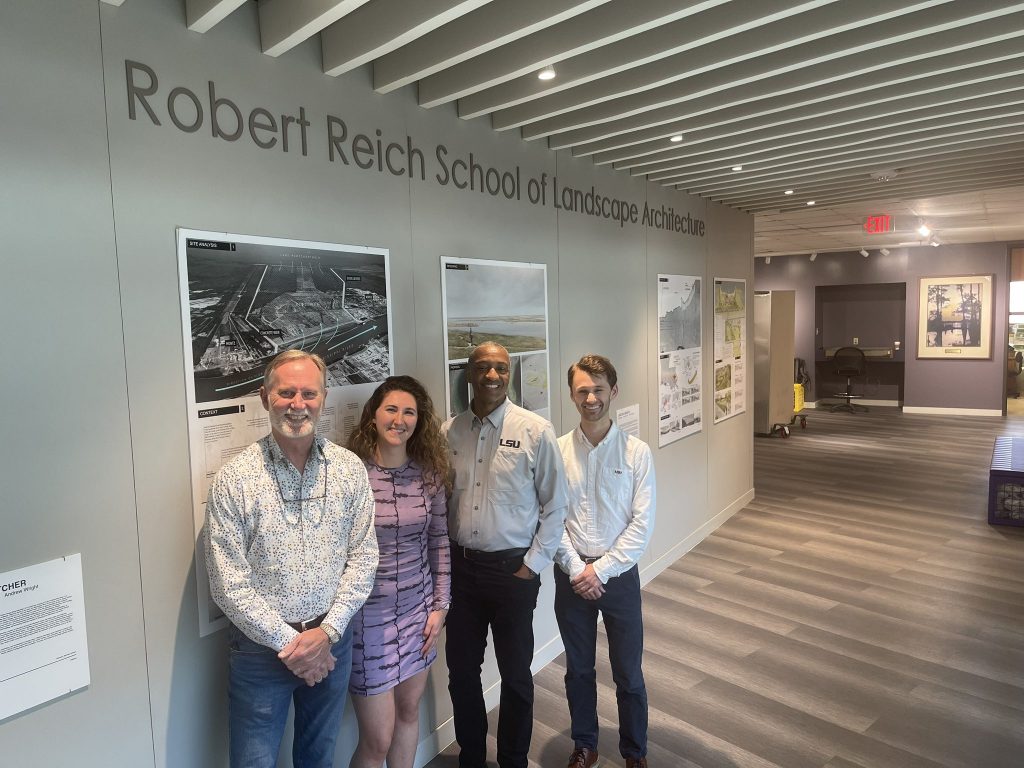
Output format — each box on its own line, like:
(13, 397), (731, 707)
(864, 214), (894, 234)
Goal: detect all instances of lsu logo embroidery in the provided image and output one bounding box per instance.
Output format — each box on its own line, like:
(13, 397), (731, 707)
(499, 438), (522, 449)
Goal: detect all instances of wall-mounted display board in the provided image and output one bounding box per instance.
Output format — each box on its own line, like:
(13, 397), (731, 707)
(176, 229), (393, 635)
(713, 278), (747, 423)
(657, 274), (702, 446)
(441, 258), (550, 419)
(918, 274), (993, 359)
(0, 554), (89, 722)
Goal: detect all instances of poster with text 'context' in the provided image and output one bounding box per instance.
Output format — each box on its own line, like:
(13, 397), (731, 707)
(177, 228), (393, 635)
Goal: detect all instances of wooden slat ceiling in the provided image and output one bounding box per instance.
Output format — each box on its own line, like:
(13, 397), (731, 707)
(108, 0), (1024, 256)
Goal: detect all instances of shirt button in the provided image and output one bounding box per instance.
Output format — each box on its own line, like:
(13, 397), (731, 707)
(478, 458), (483, 463)
(476, 482), (481, 486)
(473, 506), (478, 510)
(473, 530), (479, 535)
(480, 436), (485, 441)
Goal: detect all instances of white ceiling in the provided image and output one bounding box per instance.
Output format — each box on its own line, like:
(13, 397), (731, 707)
(108, 0), (1024, 257)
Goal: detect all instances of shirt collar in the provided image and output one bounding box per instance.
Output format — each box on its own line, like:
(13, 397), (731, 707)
(472, 397), (509, 429)
(575, 421), (619, 449)
(265, 433), (327, 470)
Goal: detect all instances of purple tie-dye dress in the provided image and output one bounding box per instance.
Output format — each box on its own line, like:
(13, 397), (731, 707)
(349, 460), (450, 695)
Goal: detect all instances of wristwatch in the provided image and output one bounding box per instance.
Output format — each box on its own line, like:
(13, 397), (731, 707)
(322, 623), (340, 645)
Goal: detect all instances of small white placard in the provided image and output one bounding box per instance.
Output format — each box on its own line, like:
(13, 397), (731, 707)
(616, 403), (640, 438)
(0, 554), (90, 721)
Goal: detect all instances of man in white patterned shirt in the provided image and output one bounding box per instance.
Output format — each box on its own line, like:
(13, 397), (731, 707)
(556, 354), (655, 768)
(205, 350), (378, 768)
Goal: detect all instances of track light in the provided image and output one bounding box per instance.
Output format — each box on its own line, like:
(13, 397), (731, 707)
(860, 249), (869, 257)
(931, 237), (941, 247)
(809, 252), (817, 261)
(765, 256), (771, 264)
(880, 248), (890, 256)
(917, 224), (931, 237)
(538, 66), (556, 81)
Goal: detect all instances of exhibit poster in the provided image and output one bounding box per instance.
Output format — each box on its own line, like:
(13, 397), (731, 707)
(177, 228), (392, 635)
(0, 555), (90, 722)
(441, 258), (550, 419)
(657, 274), (702, 446)
(713, 278), (747, 423)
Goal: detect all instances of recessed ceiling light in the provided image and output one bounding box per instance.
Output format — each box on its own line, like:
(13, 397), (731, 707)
(806, 200), (815, 206)
(784, 189), (794, 195)
(538, 66), (556, 81)
(732, 165), (743, 171)
(670, 134), (683, 143)
(917, 224), (931, 237)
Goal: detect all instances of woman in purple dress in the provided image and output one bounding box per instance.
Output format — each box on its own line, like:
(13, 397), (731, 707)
(346, 375), (451, 768)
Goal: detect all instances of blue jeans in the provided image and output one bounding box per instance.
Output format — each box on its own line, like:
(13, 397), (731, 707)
(554, 565), (647, 760)
(227, 623), (352, 768)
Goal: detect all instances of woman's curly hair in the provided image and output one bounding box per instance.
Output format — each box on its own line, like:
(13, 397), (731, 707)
(347, 375), (452, 494)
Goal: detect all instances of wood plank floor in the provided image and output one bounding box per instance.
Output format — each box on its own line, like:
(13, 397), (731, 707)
(425, 408), (1024, 768)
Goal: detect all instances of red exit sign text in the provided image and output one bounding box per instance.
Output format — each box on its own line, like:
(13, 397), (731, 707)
(864, 214), (894, 234)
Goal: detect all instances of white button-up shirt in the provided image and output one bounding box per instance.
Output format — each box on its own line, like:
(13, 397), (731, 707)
(205, 435), (378, 651)
(556, 422), (656, 583)
(443, 398), (568, 574)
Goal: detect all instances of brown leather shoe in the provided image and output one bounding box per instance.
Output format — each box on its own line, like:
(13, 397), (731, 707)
(625, 758), (647, 768)
(568, 747), (599, 767)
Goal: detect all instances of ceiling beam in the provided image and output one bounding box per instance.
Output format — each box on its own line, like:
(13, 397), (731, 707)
(742, 172), (1024, 213)
(372, 0), (609, 94)
(520, 6), (1024, 140)
(420, 0), (734, 110)
(321, 0), (492, 78)
(542, 31), (1024, 150)
(186, 0), (248, 33)
(258, 0), (371, 58)
(597, 72), (1024, 167)
(711, 145), (1024, 203)
(623, 95), (1024, 176)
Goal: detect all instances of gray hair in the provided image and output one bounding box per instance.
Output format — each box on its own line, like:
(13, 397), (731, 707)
(262, 349), (327, 390)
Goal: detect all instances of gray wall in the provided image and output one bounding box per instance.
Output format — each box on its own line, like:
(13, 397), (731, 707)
(0, 1), (753, 766)
(756, 245), (1010, 411)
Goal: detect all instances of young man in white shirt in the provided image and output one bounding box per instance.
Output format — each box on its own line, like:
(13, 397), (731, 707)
(555, 354), (656, 768)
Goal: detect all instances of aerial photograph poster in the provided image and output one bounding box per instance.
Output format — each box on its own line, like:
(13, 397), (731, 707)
(441, 258), (550, 419)
(713, 278), (747, 423)
(177, 228), (392, 635)
(657, 274), (702, 446)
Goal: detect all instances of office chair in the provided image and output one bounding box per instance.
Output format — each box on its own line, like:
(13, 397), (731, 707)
(830, 346), (868, 413)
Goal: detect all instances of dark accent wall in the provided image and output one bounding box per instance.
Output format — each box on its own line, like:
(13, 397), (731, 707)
(756, 244), (1009, 410)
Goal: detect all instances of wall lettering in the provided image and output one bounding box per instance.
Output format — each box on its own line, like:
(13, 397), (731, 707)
(124, 59), (705, 237)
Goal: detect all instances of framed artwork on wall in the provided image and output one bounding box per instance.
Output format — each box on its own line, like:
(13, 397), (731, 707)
(917, 274), (993, 359)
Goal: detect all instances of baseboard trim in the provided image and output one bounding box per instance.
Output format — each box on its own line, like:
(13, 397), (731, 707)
(640, 488), (754, 588)
(806, 399), (900, 408)
(902, 406), (1002, 416)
